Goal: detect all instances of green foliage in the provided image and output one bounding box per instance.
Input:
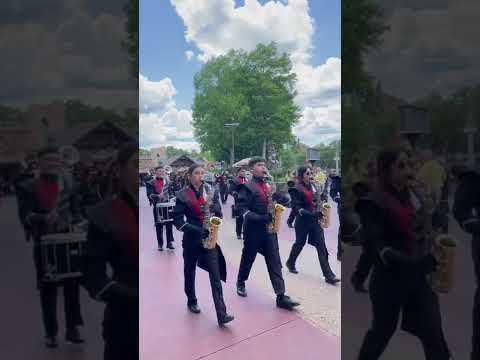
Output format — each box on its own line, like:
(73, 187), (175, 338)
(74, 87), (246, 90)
(0, 105), (22, 125)
(192, 43), (300, 163)
(342, 0), (388, 96)
(65, 100), (137, 133)
(123, 0), (138, 80)
(314, 140), (341, 169)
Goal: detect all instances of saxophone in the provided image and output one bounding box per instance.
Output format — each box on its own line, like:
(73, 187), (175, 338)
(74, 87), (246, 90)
(202, 183), (222, 249)
(430, 234), (456, 293)
(411, 179), (456, 293)
(265, 176), (285, 234)
(313, 177), (331, 229)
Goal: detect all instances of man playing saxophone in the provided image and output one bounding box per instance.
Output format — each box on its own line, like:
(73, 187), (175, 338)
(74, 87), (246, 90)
(286, 166), (340, 284)
(235, 157), (300, 310)
(172, 164), (234, 326)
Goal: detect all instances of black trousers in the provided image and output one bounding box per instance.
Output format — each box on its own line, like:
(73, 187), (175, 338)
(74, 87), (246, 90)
(287, 209), (296, 225)
(153, 207), (174, 247)
(235, 215), (244, 237)
(472, 236), (480, 360)
(287, 219), (336, 280)
(155, 222), (174, 247)
(103, 305), (138, 360)
(237, 231), (285, 296)
(33, 245), (83, 336)
(358, 269), (450, 360)
(352, 241), (374, 284)
(183, 246), (227, 320)
(220, 188), (228, 204)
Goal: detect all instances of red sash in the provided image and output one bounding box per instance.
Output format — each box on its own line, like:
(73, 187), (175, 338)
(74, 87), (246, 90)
(298, 184), (314, 211)
(108, 199), (139, 260)
(380, 191), (415, 256)
(34, 178), (59, 211)
(154, 178), (164, 194)
(185, 187), (206, 223)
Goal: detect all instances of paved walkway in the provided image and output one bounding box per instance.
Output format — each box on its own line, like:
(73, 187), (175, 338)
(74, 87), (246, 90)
(140, 189), (341, 360)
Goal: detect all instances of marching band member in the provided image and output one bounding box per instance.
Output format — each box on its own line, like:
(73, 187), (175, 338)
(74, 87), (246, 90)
(286, 173), (298, 228)
(357, 148), (450, 360)
(329, 171), (342, 261)
(16, 146), (84, 348)
(172, 164), (234, 326)
(229, 168), (248, 239)
(235, 157), (300, 310)
(452, 164), (480, 360)
(83, 143), (139, 360)
(146, 166), (175, 251)
(215, 172), (229, 204)
(285, 166), (340, 284)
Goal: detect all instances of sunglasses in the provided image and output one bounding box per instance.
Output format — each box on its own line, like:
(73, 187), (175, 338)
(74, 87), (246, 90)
(397, 161), (407, 169)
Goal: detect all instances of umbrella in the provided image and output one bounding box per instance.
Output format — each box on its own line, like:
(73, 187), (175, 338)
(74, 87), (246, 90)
(233, 158), (251, 168)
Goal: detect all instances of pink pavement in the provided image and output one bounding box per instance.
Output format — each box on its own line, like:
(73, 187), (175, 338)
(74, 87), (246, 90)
(139, 190), (340, 360)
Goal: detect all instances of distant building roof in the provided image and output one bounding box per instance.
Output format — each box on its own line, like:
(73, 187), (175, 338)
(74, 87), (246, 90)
(166, 154), (204, 167)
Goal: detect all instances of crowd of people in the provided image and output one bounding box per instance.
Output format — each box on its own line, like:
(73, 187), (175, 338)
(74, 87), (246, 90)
(12, 143), (139, 359)
(143, 158), (341, 328)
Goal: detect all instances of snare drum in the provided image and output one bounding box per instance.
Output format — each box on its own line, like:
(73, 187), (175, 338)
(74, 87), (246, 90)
(156, 201), (175, 223)
(40, 232), (87, 282)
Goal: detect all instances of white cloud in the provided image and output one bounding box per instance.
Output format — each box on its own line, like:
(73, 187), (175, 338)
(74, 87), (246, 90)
(366, 1), (480, 101)
(294, 104), (341, 146)
(185, 50), (194, 61)
(0, 0), (135, 110)
(170, 0), (340, 145)
(139, 73), (176, 113)
(139, 73), (199, 150)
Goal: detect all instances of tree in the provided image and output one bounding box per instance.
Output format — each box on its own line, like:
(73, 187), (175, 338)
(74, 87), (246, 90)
(0, 105), (22, 125)
(315, 140), (340, 169)
(123, 0), (138, 80)
(192, 43), (300, 163)
(342, 0), (388, 96)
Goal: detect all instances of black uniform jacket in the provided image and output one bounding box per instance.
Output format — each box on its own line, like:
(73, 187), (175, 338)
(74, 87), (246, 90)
(173, 183), (227, 282)
(83, 192), (138, 331)
(453, 170), (480, 235)
(290, 182), (323, 246)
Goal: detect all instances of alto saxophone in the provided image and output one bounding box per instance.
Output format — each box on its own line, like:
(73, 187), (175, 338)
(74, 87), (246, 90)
(266, 179), (285, 234)
(202, 184), (222, 249)
(313, 178), (331, 229)
(430, 234), (456, 293)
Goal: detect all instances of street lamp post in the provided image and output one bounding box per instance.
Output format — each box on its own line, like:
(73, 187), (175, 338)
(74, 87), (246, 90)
(225, 122), (239, 168)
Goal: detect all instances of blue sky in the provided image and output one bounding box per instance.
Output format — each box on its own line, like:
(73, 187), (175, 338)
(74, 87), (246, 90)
(139, 0), (341, 150)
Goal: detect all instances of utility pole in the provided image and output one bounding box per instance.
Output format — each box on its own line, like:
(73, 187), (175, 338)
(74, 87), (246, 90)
(225, 122), (239, 168)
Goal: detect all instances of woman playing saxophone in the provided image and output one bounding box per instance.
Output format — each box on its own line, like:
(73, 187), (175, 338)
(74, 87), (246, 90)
(172, 164), (234, 326)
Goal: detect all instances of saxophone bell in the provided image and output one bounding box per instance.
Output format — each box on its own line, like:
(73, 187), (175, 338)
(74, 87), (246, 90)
(430, 234), (456, 293)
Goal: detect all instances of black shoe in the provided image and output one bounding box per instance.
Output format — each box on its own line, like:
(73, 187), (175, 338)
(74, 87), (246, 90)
(287, 222), (294, 228)
(167, 243), (175, 250)
(188, 304), (201, 314)
(237, 234), (242, 240)
(276, 295), (300, 310)
(337, 254), (342, 261)
(45, 336), (58, 348)
(326, 277), (340, 285)
(158, 246), (164, 251)
(66, 327), (85, 344)
(218, 314), (235, 326)
(236, 283), (247, 297)
(351, 277), (368, 293)
(286, 261), (298, 274)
